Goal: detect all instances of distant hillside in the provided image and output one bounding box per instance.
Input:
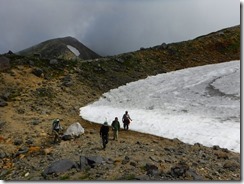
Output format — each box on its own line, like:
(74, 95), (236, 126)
(17, 36), (100, 60)
(3, 25), (240, 95)
(76, 25), (240, 92)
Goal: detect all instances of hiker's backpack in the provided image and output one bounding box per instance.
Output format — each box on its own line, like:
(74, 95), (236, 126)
(53, 120), (60, 130)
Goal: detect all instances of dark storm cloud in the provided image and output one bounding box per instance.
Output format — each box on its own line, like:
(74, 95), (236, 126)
(0, 0), (240, 56)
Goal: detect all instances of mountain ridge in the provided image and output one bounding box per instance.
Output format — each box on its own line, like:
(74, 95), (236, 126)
(17, 36), (101, 60)
(75, 25), (240, 93)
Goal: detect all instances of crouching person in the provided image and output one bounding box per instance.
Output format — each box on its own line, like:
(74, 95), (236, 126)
(52, 118), (62, 144)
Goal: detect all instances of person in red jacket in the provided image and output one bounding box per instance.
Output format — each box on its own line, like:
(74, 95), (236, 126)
(122, 111), (132, 130)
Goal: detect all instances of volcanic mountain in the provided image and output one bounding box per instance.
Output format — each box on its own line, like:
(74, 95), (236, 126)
(17, 36), (100, 60)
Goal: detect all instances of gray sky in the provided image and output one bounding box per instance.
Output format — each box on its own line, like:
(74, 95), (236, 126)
(0, 0), (240, 56)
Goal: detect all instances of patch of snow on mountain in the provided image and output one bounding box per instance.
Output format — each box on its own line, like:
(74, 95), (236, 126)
(67, 45), (80, 56)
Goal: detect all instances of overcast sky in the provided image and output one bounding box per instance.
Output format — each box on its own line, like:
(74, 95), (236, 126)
(0, 0), (240, 56)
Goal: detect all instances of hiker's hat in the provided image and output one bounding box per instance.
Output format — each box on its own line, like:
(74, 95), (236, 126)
(104, 122), (108, 126)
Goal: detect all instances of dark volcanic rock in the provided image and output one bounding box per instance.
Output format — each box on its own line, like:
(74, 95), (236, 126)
(0, 56), (11, 71)
(79, 155), (106, 170)
(32, 68), (43, 77)
(170, 161), (189, 178)
(0, 99), (8, 107)
(145, 163), (159, 176)
(223, 160), (239, 171)
(43, 159), (78, 176)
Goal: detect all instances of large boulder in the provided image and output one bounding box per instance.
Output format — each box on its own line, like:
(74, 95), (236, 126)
(43, 159), (78, 176)
(63, 122), (84, 140)
(79, 156), (106, 170)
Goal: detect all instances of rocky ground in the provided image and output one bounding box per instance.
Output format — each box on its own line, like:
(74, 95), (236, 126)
(0, 56), (240, 181)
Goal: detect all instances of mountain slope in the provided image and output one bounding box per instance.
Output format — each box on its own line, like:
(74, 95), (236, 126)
(77, 25), (240, 93)
(0, 25), (240, 180)
(17, 36), (100, 60)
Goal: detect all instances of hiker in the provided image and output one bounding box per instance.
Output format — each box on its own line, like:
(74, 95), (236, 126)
(100, 121), (109, 149)
(52, 118), (62, 143)
(111, 117), (120, 141)
(122, 111), (132, 130)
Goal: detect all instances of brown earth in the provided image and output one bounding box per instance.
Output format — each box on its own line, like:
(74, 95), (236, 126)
(0, 61), (240, 181)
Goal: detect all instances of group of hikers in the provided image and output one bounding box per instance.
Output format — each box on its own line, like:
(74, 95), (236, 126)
(51, 111), (132, 150)
(100, 111), (132, 149)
